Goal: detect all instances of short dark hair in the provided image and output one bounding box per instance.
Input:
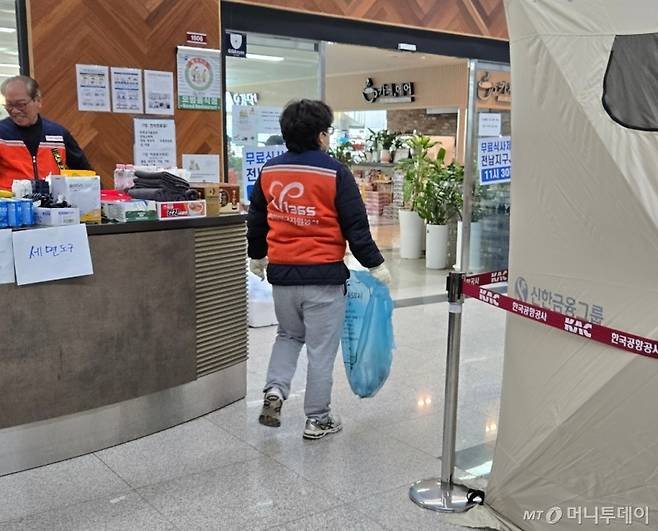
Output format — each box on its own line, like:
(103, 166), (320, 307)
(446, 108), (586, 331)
(279, 99), (333, 153)
(0, 75), (40, 99)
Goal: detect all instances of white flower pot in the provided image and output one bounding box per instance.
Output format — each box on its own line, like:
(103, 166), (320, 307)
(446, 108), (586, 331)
(398, 209), (424, 259)
(393, 148), (409, 162)
(426, 224), (449, 269)
(379, 149), (392, 163)
(455, 221), (482, 272)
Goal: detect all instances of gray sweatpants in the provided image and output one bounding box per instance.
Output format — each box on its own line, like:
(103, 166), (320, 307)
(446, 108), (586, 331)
(264, 284), (346, 422)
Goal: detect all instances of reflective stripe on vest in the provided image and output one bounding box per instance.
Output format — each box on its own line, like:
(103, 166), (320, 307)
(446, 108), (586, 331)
(260, 164), (346, 265)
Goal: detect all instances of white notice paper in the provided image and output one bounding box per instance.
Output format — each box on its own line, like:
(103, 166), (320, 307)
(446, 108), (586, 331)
(478, 113), (502, 137)
(76, 64), (111, 112)
(258, 106), (283, 135)
(111, 67), (143, 113)
(182, 154), (220, 183)
(232, 105), (258, 145)
(0, 229), (15, 284)
(144, 70), (174, 115)
(134, 118), (177, 167)
(13, 225), (94, 286)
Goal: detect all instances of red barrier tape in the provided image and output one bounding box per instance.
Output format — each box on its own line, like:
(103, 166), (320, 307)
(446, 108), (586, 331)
(463, 270), (658, 361)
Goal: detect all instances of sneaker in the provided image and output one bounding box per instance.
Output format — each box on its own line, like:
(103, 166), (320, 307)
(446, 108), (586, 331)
(303, 415), (342, 440)
(258, 390), (283, 428)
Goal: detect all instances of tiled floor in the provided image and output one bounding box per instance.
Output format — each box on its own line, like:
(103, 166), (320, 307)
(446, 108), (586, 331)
(0, 251), (505, 530)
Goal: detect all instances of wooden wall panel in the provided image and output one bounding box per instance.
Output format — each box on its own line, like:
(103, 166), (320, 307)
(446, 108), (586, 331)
(230, 0), (508, 40)
(29, 0), (222, 187)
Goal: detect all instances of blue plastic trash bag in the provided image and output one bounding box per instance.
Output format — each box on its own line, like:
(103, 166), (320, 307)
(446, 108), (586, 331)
(341, 269), (395, 398)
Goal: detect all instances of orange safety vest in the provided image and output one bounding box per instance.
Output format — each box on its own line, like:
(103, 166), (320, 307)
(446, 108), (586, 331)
(0, 139), (66, 191)
(260, 163), (346, 265)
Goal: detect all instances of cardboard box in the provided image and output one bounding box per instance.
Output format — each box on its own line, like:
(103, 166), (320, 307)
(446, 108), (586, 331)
(218, 184), (240, 214)
(35, 207), (80, 226)
(192, 183), (240, 215)
(50, 176), (101, 224)
(156, 200), (206, 220)
(102, 200), (157, 223)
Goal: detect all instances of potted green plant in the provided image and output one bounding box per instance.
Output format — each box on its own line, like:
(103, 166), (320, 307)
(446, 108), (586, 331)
(395, 134), (439, 259)
(416, 151), (464, 269)
(378, 130), (398, 163)
(366, 128), (380, 163)
(328, 140), (361, 166)
(392, 135), (409, 162)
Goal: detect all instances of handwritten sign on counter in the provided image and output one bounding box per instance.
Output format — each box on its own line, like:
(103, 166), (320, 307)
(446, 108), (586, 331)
(12, 224), (94, 286)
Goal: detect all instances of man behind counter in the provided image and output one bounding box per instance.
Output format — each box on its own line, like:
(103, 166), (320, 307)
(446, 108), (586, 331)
(0, 75), (92, 191)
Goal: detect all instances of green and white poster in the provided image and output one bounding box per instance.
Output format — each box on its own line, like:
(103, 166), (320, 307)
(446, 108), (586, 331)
(176, 46), (221, 111)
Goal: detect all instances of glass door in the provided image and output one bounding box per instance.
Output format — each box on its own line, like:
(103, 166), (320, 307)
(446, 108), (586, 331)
(224, 32), (321, 200)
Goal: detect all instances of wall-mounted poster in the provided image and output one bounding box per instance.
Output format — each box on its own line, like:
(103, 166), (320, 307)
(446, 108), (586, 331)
(76, 64), (110, 112)
(144, 70), (174, 115)
(111, 67), (143, 114)
(176, 46), (221, 111)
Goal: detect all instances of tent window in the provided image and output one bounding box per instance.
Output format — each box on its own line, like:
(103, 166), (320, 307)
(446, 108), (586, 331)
(603, 33), (658, 131)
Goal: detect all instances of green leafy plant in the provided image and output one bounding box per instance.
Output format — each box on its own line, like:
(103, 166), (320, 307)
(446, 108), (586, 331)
(392, 136), (407, 151)
(366, 128), (380, 153)
(328, 141), (362, 166)
(396, 134), (439, 212)
(415, 151), (464, 225)
(379, 130), (399, 151)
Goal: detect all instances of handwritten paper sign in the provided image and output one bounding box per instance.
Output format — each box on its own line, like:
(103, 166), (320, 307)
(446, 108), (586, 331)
(12, 225), (94, 286)
(0, 229), (14, 284)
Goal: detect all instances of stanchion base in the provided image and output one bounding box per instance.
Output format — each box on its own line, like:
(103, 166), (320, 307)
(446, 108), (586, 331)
(409, 478), (477, 513)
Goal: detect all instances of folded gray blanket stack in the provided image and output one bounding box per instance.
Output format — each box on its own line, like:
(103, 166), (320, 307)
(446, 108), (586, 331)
(127, 171), (199, 202)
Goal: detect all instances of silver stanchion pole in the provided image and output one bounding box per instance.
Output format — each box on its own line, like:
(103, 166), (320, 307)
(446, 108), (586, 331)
(409, 271), (477, 512)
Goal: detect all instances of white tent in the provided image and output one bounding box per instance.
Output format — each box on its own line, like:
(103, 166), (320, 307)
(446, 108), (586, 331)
(467, 1), (658, 529)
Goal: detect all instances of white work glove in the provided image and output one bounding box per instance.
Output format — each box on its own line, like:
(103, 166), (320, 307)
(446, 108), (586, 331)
(369, 263), (392, 287)
(249, 257), (268, 280)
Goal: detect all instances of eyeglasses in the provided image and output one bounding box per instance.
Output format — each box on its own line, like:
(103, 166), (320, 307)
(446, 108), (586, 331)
(3, 99), (33, 111)
(325, 126), (335, 135)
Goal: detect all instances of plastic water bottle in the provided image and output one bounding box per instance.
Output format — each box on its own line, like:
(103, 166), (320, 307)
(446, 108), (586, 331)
(114, 164), (125, 190)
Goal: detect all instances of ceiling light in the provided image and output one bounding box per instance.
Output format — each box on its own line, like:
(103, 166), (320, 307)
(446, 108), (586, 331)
(0, 28), (16, 33)
(246, 53), (284, 62)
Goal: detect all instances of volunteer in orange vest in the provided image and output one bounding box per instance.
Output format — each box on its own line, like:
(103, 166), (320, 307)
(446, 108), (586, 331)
(247, 99), (391, 440)
(0, 75), (92, 191)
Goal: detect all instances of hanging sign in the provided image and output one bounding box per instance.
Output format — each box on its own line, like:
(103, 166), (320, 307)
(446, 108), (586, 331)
(478, 136), (511, 185)
(176, 46), (222, 110)
(362, 78), (414, 104)
(226, 31), (247, 58)
(477, 71), (511, 104)
(13, 225), (93, 286)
